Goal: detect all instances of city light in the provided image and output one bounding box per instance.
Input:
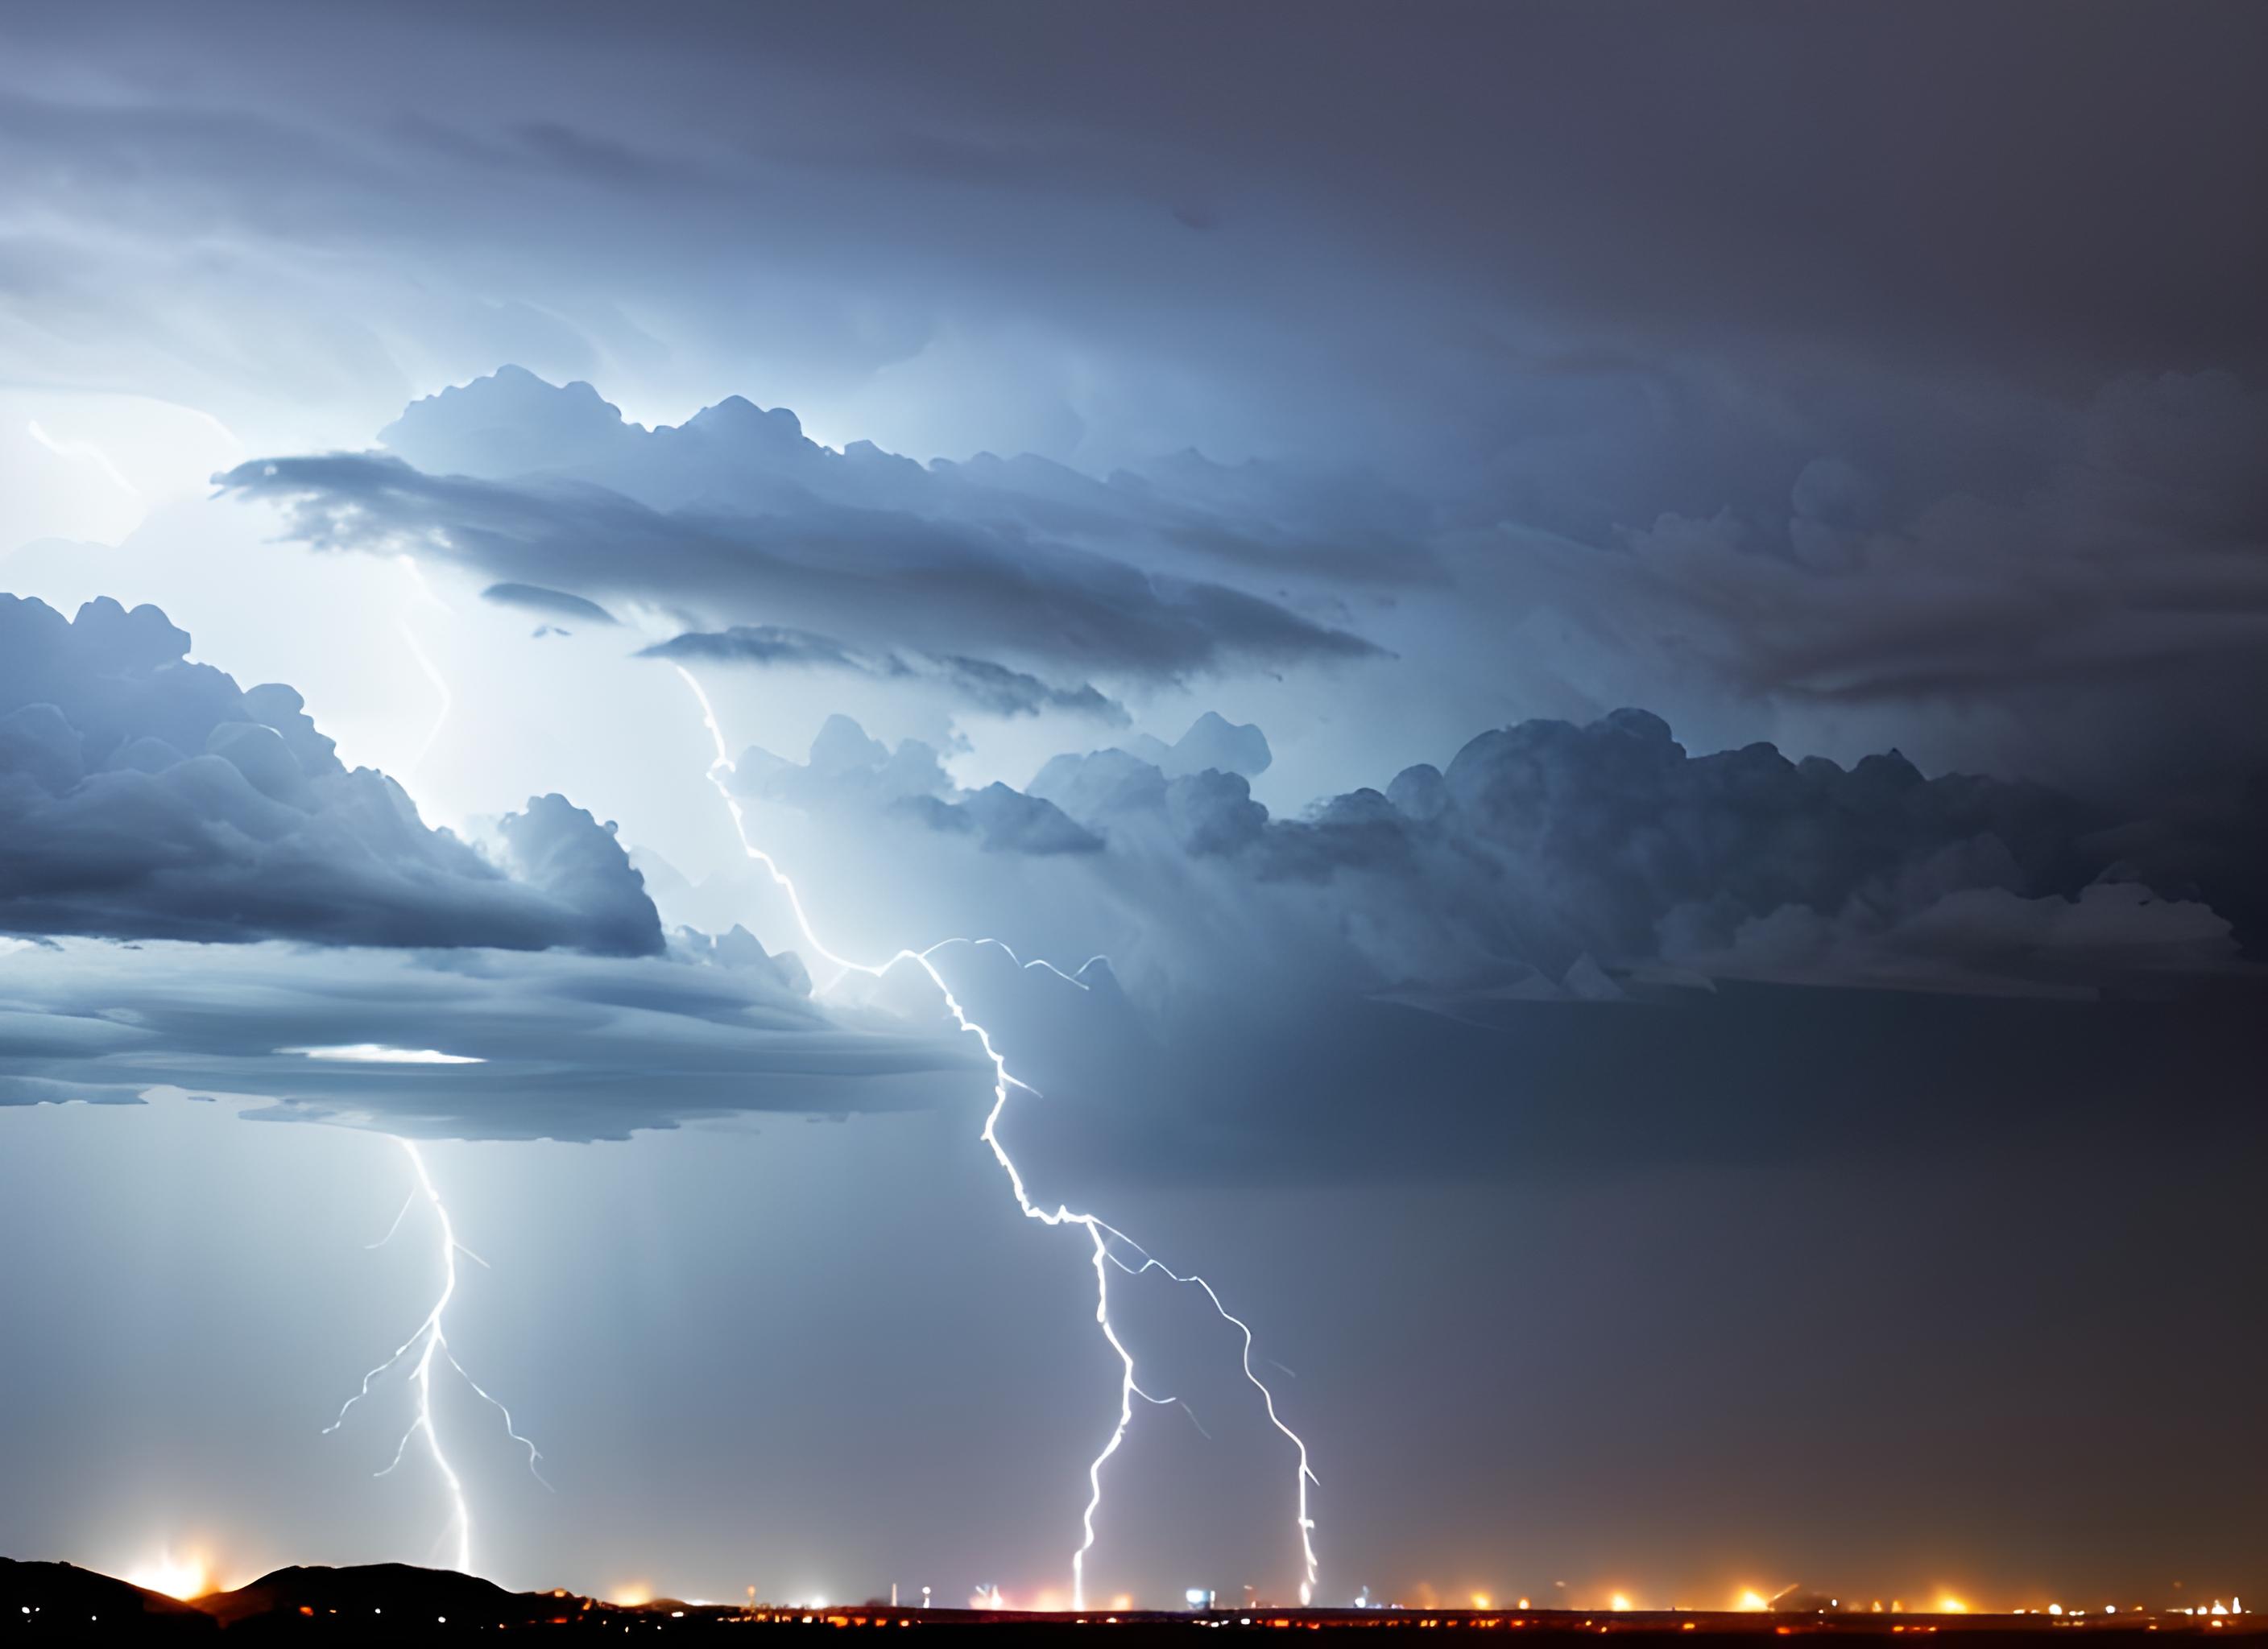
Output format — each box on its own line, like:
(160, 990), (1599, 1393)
(124, 1552), (210, 1601)
(29, 1560), (2268, 1626)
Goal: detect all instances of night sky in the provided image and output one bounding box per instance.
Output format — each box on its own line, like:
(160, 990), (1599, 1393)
(2, 0), (2264, 1617)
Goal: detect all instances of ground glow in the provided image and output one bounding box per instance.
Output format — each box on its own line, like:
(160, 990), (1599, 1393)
(123, 1550), (209, 1601)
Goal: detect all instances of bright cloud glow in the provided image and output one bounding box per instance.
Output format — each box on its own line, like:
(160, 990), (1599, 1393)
(284, 1044), (486, 1064)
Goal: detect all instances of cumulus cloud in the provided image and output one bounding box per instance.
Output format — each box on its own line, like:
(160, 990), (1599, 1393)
(733, 713), (1100, 856)
(1120, 709), (1272, 779)
(900, 783), (1103, 857)
(1025, 705), (2255, 992)
(0, 593), (662, 953)
(0, 593), (1012, 1142)
(696, 701), (2265, 1180)
(735, 700), (2249, 1002)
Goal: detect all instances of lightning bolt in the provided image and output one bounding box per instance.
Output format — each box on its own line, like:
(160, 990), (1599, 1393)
(26, 418), (139, 496)
(396, 622), (453, 779)
(396, 557), (454, 780)
(674, 667), (1319, 1609)
(325, 1136), (548, 1575)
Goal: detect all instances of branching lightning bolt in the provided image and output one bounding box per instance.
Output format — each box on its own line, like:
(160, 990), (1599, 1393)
(326, 1136), (548, 1575)
(395, 556), (455, 779)
(397, 622), (453, 779)
(674, 666), (1319, 1608)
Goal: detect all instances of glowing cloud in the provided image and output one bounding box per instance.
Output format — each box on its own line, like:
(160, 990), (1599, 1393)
(287, 1045), (486, 1064)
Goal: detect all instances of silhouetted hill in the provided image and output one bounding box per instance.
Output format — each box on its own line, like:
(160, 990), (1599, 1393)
(192, 1563), (545, 1633)
(0, 1556), (216, 1636)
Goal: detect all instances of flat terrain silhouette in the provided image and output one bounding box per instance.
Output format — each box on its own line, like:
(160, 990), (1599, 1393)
(10, 1559), (2268, 1642)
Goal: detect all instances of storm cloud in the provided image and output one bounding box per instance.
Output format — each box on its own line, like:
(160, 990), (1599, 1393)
(706, 703), (2266, 1181)
(730, 713), (1102, 857)
(0, 932), (991, 1139)
(642, 625), (1129, 724)
(1482, 370), (2268, 795)
(0, 593), (663, 954)
(213, 360), (2268, 804)
(0, 594), (1012, 1140)
(772, 705), (2259, 1001)
(215, 411), (1386, 685)
(481, 581), (619, 626)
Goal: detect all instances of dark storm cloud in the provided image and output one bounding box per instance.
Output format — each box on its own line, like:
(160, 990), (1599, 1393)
(640, 625), (1129, 725)
(19, 0), (2249, 803)
(718, 0), (2268, 391)
(480, 582), (619, 625)
(0, 932), (992, 1139)
(223, 359), (2268, 800)
(215, 444), (1383, 683)
(1022, 706), (2257, 990)
(969, 955), (2268, 1188)
(723, 704), (2265, 1181)
(1488, 370), (2268, 791)
(9, 0), (2268, 1166)
(7, 2), (2262, 435)
(732, 714), (1101, 857)
(371, 366), (1442, 591)
(898, 784), (1103, 858)
(0, 593), (662, 954)
(640, 625), (868, 672)
(1119, 710), (1272, 780)
(0, 593), (1009, 1139)
(926, 656), (1128, 725)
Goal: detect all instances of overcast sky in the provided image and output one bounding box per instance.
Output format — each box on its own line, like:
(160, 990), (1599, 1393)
(2, 0), (2263, 1615)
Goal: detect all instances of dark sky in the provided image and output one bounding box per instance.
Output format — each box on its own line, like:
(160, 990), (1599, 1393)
(1, 0), (2263, 1615)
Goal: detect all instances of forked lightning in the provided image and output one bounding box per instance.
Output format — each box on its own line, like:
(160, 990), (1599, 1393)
(675, 666), (1319, 1609)
(326, 1137), (548, 1573)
